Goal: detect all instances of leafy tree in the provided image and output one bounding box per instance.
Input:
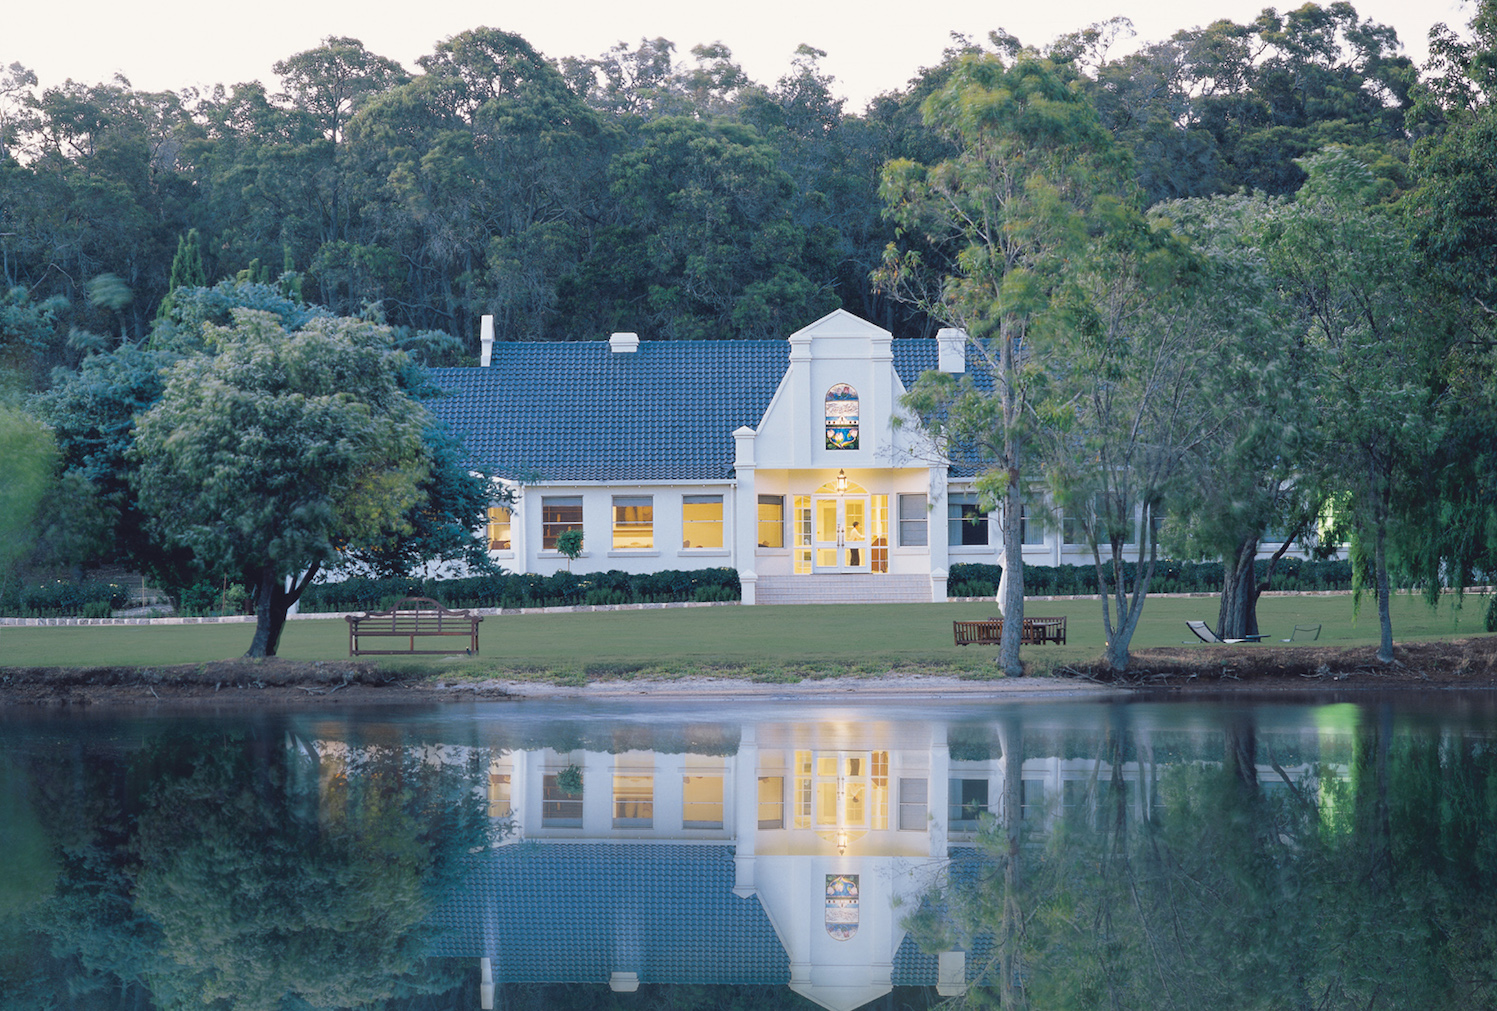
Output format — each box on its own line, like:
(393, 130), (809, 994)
(878, 51), (1121, 675)
(1258, 148), (1451, 662)
(130, 310), (430, 656)
(0, 403), (55, 595)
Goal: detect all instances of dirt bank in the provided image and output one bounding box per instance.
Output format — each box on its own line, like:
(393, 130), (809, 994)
(3, 637), (1495, 708)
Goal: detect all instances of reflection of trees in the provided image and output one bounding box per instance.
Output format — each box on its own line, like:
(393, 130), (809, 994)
(6, 726), (490, 1011)
(914, 716), (1497, 1010)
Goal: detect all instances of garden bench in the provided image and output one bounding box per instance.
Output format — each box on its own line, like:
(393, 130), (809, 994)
(953, 616), (1066, 646)
(346, 596), (482, 656)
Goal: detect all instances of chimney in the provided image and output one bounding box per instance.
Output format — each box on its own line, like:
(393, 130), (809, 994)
(937, 327), (966, 373)
(480, 315), (494, 367)
(610, 331), (640, 353)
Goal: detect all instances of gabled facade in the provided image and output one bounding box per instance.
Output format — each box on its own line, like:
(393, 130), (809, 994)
(426, 309), (1306, 605)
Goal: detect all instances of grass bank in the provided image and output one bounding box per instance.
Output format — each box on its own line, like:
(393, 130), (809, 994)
(1, 592), (1488, 682)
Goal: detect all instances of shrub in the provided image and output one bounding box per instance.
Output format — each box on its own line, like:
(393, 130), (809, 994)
(948, 558), (1358, 597)
(297, 566), (742, 612)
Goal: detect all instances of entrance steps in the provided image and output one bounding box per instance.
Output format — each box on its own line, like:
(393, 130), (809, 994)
(754, 574), (933, 605)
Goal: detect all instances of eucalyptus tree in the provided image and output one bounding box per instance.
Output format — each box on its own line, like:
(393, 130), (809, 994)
(1258, 148), (1449, 663)
(878, 49), (1123, 676)
(1155, 194), (1324, 640)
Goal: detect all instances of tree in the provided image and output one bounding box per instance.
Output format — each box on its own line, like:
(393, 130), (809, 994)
(0, 404), (55, 596)
(878, 50), (1122, 676)
(130, 309), (430, 656)
(1259, 148), (1450, 662)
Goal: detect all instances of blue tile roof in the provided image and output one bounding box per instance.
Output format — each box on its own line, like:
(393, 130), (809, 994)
(424, 842), (788, 985)
(425, 336), (989, 482)
(892, 848), (996, 986)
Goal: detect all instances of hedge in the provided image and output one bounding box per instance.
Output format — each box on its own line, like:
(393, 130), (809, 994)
(948, 558), (1358, 599)
(298, 567), (741, 613)
(0, 580), (132, 618)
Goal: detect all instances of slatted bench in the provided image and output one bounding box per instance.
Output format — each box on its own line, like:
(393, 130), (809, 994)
(953, 616), (1067, 646)
(346, 596), (482, 656)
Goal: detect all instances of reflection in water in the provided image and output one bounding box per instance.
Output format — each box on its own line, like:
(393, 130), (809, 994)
(1, 698), (1496, 1010)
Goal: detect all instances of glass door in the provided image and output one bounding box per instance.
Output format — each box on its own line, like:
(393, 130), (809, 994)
(813, 496), (871, 572)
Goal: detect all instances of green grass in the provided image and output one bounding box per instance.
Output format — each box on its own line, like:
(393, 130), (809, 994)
(1, 591), (1489, 677)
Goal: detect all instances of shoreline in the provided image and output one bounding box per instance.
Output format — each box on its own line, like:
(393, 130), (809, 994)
(5, 636), (1497, 708)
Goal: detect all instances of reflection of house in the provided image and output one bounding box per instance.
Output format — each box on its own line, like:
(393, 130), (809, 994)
(419, 712), (1335, 1011)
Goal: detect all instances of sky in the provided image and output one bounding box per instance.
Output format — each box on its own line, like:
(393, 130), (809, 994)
(5, 0), (1477, 111)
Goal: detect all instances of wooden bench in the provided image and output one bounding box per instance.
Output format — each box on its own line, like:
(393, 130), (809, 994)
(346, 597), (483, 656)
(953, 616), (1067, 646)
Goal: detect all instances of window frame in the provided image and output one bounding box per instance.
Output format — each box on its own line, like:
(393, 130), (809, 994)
(681, 494), (724, 550)
(541, 496), (583, 551)
(611, 495), (654, 551)
(898, 493), (928, 547)
(757, 494), (786, 549)
(947, 493), (990, 547)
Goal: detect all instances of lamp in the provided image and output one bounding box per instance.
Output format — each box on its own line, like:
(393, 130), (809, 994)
(836, 469), (848, 494)
(836, 830), (848, 856)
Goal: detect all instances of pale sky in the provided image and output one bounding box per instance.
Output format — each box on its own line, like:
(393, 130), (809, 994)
(5, 0), (1476, 111)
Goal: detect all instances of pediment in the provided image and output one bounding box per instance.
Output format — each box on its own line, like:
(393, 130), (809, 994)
(787, 309), (892, 344)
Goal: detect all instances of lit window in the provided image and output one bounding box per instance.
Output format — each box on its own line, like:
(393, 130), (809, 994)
(899, 494), (927, 547)
(486, 506), (512, 550)
(612, 496), (653, 550)
(682, 495), (723, 549)
(758, 776), (785, 829)
(758, 494), (785, 548)
(948, 493), (989, 546)
(613, 773), (653, 828)
(682, 775), (725, 828)
(542, 496), (582, 550)
(488, 771), (512, 818)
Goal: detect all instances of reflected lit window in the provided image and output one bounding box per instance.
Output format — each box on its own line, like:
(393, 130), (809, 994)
(613, 773), (653, 827)
(542, 773), (583, 827)
(488, 771), (512, 818)
(758, 776), (785, 829)
(682, 775), (724, 828)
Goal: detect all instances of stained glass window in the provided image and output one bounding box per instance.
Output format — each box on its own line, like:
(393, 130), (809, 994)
(824, 384), (859, 450)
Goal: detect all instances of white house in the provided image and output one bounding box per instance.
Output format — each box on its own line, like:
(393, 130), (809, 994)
(426, 309), (1311, 604)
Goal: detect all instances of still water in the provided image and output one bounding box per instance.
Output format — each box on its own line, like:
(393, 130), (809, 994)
(3, 693), (1497, 1011)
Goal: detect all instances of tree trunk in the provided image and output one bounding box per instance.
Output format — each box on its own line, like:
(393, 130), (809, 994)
(1218, 537), (1259, 640)
(996, 715), (1024, 1010)
(1374, 517), (1394, 663)
(998, 474), (1025, 677)
(245, 562), (320, 658)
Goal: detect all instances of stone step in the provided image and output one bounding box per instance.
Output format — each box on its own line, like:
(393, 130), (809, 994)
(754, 575), (933, 605)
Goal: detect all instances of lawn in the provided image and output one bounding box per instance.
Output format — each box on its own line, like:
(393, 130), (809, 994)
(1, 591), (1489, 676)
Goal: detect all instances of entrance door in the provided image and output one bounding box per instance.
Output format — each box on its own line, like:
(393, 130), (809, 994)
(813, 495), (871, 572)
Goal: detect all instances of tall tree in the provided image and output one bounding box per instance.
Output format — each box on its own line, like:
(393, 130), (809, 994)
(878, 49), (1122, 676)
(130, 310), (430, 656)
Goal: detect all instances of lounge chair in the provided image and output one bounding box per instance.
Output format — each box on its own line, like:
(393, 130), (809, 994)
(1186, 620), (1264, 645)
(1281, 624), (1321, 642)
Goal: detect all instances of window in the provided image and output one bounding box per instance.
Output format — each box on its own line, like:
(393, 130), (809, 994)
(948, 493), (989, 546)
(613, 773), (653, 828)
(488, 771), (512, 818)
(542, 773), (583, 827)
(612, 495), (653, 550)
(1062, 512), (1086, 546)
(1020, 504), (1045, 545)
(683, 775), (725, 828)
(825, 383), (859, 450)
(1021, 779), (1046, 821)
(542, 496), (583, 550)
(486, 506), (512, 551)
(682, 495), (723, 549)
(899, 494), (928, 547)
(948, 778), (988, 830)
(793, 496), (812, 574)
(871, 495), (889, 573)
(758, 776), (786, 829)
(898, 777), (928, 831)
(758, 494), (785, 548)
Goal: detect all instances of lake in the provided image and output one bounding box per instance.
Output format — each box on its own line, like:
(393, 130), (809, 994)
(3, 692), (1496, 1010)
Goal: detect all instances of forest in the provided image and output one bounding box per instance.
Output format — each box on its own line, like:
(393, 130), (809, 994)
(2, 1), (1496, 662)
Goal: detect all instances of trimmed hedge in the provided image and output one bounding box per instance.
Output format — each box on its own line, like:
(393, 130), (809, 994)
(0, 580), (132, 618)
(948, 558), (1358, 599)
(298, 567), (741, 612)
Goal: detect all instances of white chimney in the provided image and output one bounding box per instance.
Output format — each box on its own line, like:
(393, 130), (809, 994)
(609, 331), (639, 353)
(937, 327), (966, 373)
(480, 315), (494, 367)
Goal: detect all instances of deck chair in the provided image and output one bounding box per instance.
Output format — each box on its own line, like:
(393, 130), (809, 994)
(1186, 620), (1263, 645)
(1281, 623), (1321, 642)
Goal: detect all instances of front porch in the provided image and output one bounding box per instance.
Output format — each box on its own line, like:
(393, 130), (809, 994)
(753, 574), (936, 605)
